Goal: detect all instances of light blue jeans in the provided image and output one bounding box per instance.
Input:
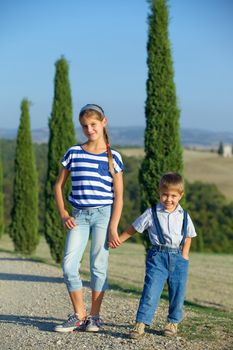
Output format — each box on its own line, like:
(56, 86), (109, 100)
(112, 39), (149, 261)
(62, 205), (111, 292)
(136, 246), (189, 325)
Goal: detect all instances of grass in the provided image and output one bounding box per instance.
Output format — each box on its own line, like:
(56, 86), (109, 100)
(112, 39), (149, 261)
(180, 305), (233, 341)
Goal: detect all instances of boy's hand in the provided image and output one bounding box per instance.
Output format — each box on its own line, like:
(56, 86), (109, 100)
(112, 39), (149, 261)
(182, 253), (189, 260)
(108, 230), (121, 249)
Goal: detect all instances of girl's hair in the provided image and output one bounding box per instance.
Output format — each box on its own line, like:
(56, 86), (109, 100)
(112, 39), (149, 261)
(79, 104), (115, 177)
(159, 172), (184, 193)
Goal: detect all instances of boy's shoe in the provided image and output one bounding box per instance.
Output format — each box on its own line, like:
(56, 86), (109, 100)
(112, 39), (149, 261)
(163, 322), (178, 336)
(129, 322), (145, 339)
(85, 315), (102, 332)
(54, 313), (86, 333)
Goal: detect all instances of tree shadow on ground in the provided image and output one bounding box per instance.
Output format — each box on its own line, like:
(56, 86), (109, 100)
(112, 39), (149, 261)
(0, 272), (90, 288)
(0, 272), (64, 283)
(0, 315), (64, 332)
(0, 256), (44, 263)
(0, 272), (90, 287)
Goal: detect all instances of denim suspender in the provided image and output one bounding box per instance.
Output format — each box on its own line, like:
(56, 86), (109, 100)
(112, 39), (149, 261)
(180, 209), (188, 246)
(152, 206), (188, 247)
(151, 206), (166, 245)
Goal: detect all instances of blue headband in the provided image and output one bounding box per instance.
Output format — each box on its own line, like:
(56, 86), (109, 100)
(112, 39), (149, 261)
(80, 104), (105, 116)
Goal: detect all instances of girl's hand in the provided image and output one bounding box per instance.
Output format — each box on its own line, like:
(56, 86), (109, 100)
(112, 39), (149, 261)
(108, 230), (121, 249)
(62, 215), (76, 229)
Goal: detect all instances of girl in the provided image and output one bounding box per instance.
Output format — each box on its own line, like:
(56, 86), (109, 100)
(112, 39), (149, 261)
(54, 104), (124, 333)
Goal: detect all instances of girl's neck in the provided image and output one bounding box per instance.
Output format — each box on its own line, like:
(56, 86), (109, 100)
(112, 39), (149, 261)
(82, 140), (107, 154)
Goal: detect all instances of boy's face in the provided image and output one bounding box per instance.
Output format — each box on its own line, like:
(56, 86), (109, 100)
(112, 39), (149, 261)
(159, 187), (183, 213)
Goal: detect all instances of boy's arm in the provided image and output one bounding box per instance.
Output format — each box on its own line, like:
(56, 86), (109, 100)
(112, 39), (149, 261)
(119, 225), (137, 243)
(182, 237), (192, 260)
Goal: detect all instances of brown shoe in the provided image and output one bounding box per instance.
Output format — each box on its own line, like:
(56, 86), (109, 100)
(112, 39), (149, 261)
(130, 322), (145, 339)
(163, 322), (178, 336)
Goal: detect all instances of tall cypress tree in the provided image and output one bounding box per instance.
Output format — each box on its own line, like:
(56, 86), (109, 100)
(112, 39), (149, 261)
(10, 99), (39, 254)
(0, 153), (4, 239)
(140, 0), (183, 250)
(45, 56), (76, 263)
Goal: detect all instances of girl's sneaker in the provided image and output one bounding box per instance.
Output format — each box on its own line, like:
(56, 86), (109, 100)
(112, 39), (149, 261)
(85, 315), (102, 332)
(54, 313), (86, 333)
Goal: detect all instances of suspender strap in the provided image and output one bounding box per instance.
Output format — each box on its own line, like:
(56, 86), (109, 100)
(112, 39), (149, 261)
(180, 209), (188, 246)
(151, 206), (166, 245)
(152, 206), (188, 247)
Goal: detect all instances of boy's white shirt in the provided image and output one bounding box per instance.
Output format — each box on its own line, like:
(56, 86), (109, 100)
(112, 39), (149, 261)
(132, 203), (197, 248)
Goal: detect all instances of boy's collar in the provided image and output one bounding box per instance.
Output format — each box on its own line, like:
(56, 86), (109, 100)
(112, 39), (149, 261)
(156, 203), (183, 213)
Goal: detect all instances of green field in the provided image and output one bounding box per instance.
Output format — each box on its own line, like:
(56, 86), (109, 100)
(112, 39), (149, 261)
(120, 148), (233, 200)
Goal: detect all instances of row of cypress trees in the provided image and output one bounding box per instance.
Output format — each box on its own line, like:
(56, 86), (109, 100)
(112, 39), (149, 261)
(4, 0), (182, 260)
(8, 57), (76, 257)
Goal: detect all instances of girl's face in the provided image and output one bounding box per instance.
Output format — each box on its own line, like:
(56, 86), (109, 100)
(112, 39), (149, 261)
(80, 114), (107, 141)
(159, 187), (183, 213)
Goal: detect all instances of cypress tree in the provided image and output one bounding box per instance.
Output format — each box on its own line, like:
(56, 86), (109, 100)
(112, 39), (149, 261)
(218, 141), (223, 156)
(140, 0), (183, 250)
(45, 56), (76, 263)
(10, 99), (39, 254)
(0, 153), (4, 238)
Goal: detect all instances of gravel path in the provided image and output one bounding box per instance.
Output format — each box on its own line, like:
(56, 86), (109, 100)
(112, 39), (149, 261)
(0, 252), (231, 350)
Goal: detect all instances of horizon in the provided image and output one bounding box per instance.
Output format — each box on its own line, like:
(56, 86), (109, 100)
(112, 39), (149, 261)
(1, 125), (233, 134)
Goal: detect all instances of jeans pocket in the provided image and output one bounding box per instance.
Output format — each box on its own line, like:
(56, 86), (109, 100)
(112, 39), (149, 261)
(147, 248), (158, 260)
(72, 209), (82, 221)
(98, 206), (112, 218)
(180, 254), (189, 263)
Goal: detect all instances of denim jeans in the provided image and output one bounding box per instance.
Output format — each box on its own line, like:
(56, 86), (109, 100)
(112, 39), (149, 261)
(136, 247), (189, 325)
(62, 205), (111, 292)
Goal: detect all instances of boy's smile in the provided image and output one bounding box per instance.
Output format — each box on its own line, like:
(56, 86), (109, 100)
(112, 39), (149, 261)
(159, 188), (183, 213)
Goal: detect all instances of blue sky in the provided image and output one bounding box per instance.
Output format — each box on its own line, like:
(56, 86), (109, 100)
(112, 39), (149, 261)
(1, 0), (233, 132)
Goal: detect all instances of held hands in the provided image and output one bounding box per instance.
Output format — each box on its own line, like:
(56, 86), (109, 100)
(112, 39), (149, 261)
(108, 228), (121, 249)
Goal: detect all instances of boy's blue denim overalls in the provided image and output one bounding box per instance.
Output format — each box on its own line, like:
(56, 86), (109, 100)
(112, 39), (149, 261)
(136, 208), (189, 325)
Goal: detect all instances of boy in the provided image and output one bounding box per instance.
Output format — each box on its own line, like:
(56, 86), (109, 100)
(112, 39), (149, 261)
(118, 172), (196, 338)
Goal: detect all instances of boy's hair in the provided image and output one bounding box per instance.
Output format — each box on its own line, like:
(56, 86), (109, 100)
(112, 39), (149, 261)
(159, 172), (184, 193)
(79, 104), (115, 177)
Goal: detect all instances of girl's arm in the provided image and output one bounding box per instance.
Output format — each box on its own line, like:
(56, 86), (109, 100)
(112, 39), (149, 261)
(182, 237), (192, 260)
(54, 167), (76, 230)
(108, 171), (123, 248)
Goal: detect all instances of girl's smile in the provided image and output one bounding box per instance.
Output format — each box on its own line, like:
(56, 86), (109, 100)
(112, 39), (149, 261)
(80, 115), (107, 141)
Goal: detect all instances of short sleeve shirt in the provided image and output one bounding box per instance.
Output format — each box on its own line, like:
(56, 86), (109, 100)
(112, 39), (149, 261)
(132, 203), (197, 248)
(61, 144), (124, 208)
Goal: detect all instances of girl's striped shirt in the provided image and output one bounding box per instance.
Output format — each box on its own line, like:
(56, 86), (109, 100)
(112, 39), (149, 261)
(61, 144), (124, 208)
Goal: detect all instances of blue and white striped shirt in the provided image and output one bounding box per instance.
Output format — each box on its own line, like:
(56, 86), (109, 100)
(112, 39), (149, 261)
(61, 145), (124, 208)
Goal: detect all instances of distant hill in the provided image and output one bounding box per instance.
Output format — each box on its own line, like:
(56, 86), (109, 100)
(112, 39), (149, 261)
(0, 126), (233, 147)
